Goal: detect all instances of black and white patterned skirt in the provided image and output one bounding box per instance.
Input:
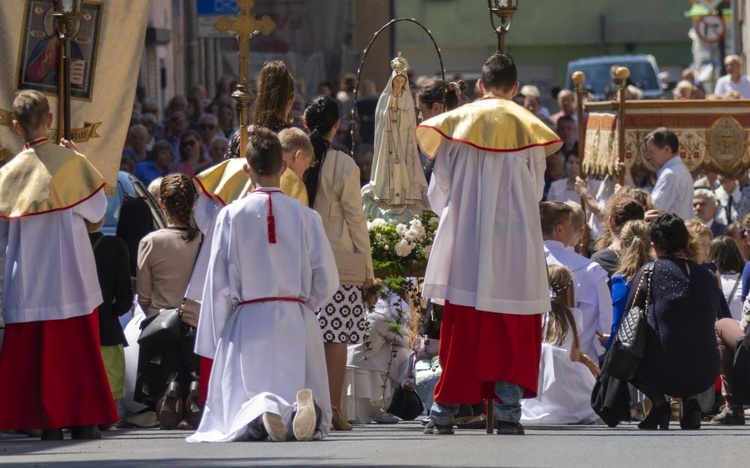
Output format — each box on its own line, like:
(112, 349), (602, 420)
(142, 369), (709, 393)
(316, 284), (366, 343)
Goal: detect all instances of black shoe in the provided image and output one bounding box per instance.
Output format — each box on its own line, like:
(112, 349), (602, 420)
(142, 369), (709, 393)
(711, 405), (746, 426)
(423, 419), (454, 435)
(70, 425), (101, 440)
(496, 420), (525, 435)
(680, 398), (702, 430)
(638, 403), (670, 430)
(41, 429), (63, 441)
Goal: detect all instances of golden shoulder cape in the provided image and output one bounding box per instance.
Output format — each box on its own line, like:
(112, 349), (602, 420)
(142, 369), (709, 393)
(415, 97), (563, 158)
(0, 142), (105, 219)
(193, 158), (254, 206)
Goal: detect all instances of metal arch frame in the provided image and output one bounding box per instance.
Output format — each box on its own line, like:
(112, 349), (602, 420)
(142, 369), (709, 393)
(349, 18), (447, 157)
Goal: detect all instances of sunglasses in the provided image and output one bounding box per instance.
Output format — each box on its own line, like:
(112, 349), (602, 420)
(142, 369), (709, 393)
(200, 124), (216, 130)
(170, 116), (185, 122)
(182, 140), (197, 148)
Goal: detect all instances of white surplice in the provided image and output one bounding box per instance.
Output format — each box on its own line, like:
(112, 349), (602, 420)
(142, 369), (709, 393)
(184, 193), (222, 302)
(544, 241), (612, 359)
(521, 308), (599, 425)
(188, 189), (339, 443)
(423, 141), (551, 314)
(0, 191), (106, 323)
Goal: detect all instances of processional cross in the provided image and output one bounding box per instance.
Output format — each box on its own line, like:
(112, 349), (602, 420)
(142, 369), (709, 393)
(215, 0), (275, 156)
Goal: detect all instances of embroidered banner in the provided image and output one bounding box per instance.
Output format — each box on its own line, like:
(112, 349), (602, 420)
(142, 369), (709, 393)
(583, 100), (750, 178)
(0, 0), (151, 187)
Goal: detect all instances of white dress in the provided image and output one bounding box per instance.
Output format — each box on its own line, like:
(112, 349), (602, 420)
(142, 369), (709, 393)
(343, 292), (411, 423)
(521, 308), (599, 425)
(188, 189), (339, 442)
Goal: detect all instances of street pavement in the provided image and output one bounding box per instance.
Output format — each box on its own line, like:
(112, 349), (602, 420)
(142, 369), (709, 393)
(1, 420), (748, 467)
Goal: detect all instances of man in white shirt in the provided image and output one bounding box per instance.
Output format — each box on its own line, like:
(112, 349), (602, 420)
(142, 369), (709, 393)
(714, 173), (741, 225)
(540, 202), (612, 361)
(647, 127), (694, 220)
(714, 55), (750, 98)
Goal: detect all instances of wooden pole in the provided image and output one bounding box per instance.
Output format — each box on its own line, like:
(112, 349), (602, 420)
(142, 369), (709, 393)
(615, 67), (630, 187)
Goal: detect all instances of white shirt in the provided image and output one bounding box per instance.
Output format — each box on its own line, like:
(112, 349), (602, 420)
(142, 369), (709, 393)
(0, 191), (107, 323)
(714, 74), (750, 99)
(651, 156), (694, 221)
(547, 179), (580, 204)
(544, 240), (612, 359)
(424, 141), (550, 314)
(714, 184), (741, 225)
(720, 272), (743, 320)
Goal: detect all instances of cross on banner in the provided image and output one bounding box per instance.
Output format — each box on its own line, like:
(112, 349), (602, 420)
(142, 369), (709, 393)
(215, 0), (275, 157)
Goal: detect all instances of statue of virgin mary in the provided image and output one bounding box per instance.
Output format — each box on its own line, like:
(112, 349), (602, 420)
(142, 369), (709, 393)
(363, 52), (429, 222)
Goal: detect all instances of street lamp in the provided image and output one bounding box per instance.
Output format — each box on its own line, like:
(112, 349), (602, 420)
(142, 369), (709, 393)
(53, 0), (83, 141)
(487, 0), (519, 53)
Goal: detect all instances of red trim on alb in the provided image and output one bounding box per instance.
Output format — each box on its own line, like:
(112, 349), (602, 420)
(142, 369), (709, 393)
(23, 137), (49, 150)
(238, 297), (305, 306)
(252, 188), (282, 244)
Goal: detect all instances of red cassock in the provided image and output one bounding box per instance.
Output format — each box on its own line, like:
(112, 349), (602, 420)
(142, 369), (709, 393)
(433, 302), (542, 404)
(0, 310), (119, 430)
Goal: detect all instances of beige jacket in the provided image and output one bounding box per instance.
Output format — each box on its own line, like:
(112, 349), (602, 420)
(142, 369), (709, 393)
(137, 228), (201, 324)
(313, 149), (374, 280)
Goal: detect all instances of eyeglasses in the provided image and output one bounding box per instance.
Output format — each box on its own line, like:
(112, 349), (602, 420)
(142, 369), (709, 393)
(170, 116), (185, 122)
(200, 124), (216, 130)
(182, 140), (197, 148)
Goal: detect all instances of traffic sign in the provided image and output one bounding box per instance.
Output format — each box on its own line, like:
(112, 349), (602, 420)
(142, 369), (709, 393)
(697, 0), (723, 10)
(196, 0), (239, 16)
(695, 14), (726, 43)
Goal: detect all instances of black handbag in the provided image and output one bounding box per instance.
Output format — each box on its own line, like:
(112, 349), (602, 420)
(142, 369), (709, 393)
(607, 262), (654, 381)
(387, 386), (424, 421)
(137, 303), (183, 353)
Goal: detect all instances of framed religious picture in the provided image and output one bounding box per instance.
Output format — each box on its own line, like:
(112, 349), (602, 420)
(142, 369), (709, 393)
(16, 0), (103, 101)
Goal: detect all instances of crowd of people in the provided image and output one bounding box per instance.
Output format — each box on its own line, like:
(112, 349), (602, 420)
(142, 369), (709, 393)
(2, 49), (750, 445)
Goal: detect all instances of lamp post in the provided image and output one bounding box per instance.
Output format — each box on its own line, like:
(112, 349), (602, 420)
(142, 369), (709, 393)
(487, 0), (519, 53)
(53, 0), (82, 142)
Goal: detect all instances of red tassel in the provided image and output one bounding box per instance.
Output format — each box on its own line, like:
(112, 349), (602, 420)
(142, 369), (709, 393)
(268, 214), (276, 244)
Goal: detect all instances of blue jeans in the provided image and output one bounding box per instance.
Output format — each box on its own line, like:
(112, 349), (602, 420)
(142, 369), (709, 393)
(429, 381), (524, 425)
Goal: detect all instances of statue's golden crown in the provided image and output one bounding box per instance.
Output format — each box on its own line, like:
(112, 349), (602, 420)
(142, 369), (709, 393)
(390, 52), (409, 76)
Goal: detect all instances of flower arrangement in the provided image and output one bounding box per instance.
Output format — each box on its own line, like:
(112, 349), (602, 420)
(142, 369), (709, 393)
(362, 212), (439, 414)
(367, 211), (439, 279)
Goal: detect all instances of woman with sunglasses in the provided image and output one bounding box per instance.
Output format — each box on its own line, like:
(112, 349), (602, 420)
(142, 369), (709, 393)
(176, 129), (209, 178)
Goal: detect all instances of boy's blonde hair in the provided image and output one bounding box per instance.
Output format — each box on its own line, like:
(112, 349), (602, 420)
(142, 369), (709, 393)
(278, 127), (313, 160)
(564, 200), (585, 231)
(12, 90), (50, 136)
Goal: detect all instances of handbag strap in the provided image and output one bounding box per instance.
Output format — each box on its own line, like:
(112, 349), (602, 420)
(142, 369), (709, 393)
(630, 261), (655, 313)
(728, 273), (742, 305)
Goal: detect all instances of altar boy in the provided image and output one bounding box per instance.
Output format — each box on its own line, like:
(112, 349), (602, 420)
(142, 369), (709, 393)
(0, 90), (118, 440)
(188, 128), (338, 442)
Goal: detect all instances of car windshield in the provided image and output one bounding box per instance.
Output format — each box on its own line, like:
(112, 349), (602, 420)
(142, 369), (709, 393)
(573, 61), (659, 95)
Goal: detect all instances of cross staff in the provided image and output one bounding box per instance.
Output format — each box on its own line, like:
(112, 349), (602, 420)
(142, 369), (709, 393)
(215, 0), (275, 157)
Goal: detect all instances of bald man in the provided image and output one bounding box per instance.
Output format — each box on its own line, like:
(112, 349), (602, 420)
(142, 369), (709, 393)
(715, 55), (750, 98)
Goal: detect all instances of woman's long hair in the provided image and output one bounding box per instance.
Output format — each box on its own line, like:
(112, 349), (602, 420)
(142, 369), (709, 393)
(302, 95), (340, 208)
(252, 61), (294, 132)
(615, 220), (652, 282)
(160, 173), (199, 242)
(708, 235), (746, 274)
(546, 265), (580, 349)
(416, 78), (466, 112)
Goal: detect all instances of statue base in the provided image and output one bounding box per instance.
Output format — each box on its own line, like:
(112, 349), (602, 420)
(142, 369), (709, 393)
(361, 183), (430, 224)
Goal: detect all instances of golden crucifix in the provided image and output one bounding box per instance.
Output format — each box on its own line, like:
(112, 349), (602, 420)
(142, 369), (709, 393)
(215, 0), (275, 157)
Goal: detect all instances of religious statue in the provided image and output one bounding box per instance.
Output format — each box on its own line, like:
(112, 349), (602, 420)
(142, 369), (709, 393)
(362, 52), (429, 223)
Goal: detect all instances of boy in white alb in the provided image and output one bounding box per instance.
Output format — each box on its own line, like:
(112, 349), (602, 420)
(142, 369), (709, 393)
(540, 202), (612, 361)
(0, 90), (118, 440)
(188, 128), (339, 442)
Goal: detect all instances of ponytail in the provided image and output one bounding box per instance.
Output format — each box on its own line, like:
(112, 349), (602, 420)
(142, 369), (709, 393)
(302, 96), (340, 207)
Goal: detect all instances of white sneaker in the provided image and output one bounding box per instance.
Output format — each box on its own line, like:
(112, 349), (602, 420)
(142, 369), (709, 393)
(292, 389), (317, 441)
(263, 413), (288, 442)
